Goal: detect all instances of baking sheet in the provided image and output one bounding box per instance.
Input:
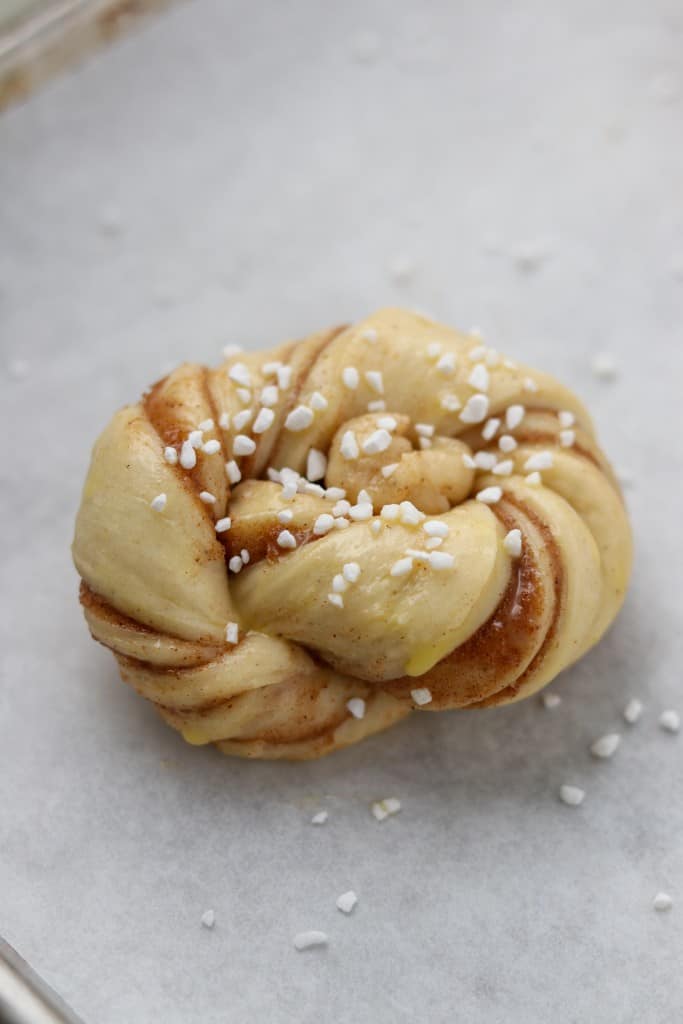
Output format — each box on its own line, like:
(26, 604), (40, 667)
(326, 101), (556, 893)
(1, 1), (682, 1021)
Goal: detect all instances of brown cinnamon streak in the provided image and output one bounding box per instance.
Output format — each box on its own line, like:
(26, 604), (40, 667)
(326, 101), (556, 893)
(383, 499), (554, 708)
(222, 520), (319, 567)
(478, 493), (565, 704)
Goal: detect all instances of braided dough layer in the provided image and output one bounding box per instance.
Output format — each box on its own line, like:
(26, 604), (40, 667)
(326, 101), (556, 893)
(73, 309), (632, 759)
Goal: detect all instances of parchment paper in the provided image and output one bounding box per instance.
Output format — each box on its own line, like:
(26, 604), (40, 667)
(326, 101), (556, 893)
(1, 1), (682, 1021)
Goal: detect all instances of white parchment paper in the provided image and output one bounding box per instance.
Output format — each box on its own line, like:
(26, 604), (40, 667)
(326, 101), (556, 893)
(1, 1), (682, 1021)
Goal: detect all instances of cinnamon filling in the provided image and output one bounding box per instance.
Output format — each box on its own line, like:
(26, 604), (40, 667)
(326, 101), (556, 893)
(157, 678), (353, 745)
(471, 493), (565, 707)
(510, 430), (601, 469)
(80, 581), (156, 634)
(385, 500), (550, 707)
(222, 521), (318, 566)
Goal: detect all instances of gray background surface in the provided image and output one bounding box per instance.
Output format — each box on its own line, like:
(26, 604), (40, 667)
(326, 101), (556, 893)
(1, 1), (682, 1022)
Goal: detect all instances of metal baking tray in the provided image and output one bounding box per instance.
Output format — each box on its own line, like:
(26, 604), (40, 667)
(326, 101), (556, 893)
(0, 0), (177, 111)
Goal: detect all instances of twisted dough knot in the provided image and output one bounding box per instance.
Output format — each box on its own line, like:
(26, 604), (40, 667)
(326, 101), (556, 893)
(73, 308), (632, 759)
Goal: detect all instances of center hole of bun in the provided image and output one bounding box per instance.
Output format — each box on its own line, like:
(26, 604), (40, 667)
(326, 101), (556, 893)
(324, 412), (474, 514)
